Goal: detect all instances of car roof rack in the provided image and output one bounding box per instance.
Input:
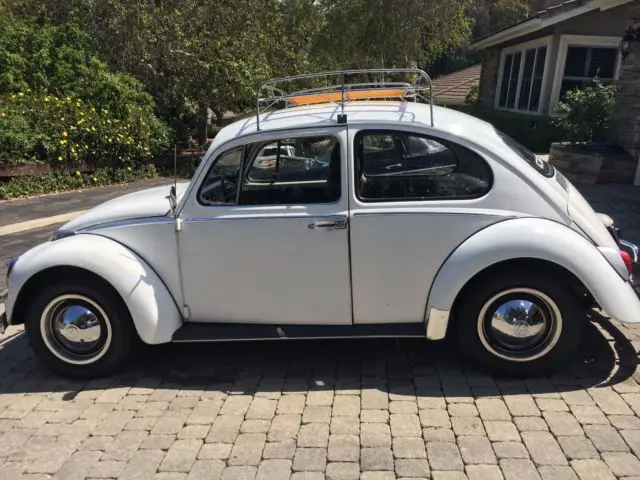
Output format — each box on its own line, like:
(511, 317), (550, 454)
(256, 68), (434, 130)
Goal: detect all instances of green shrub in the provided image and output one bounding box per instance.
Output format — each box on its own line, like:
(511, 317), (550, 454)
(552, 78), (617, 143)
(446, 104), (564, 153)
(0, 16), (171, 167)
(0, 92), (170, 167)
(465, 82), (479, 105)
(0, 164), (157, 200)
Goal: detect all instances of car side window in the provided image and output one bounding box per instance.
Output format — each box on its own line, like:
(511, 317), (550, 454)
(239, 136), (341, 205)
(198, 147), (243, 206)
(356, 130), (492, 202)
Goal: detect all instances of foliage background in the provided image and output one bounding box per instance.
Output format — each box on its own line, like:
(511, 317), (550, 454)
(0, 16), (170, 170)
(1, 0), (535, 148)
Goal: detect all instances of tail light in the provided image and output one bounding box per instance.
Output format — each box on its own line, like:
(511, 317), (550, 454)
(620, 250), (633, 275)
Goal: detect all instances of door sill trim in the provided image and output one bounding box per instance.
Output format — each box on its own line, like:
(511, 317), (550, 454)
(172, 322), (426, 343)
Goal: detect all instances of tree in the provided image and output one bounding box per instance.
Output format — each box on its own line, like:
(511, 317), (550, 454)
(4, 0), (484, 143)
(312, 0), (474, 70)
(5, 0), (282, 142)
(471, 0), (533, 40)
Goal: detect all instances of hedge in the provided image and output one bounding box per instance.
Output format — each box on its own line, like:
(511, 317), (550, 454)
(444, 104), (565, 153)
(0, 17), (171, 169)
(0, 92), (170, 168)
(0, 164), (157, 200)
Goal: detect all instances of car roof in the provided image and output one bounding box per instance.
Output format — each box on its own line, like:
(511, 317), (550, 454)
(211, 101), (500, 151)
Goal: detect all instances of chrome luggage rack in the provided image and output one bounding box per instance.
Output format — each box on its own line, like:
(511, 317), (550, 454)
(256, 68), (434, 130)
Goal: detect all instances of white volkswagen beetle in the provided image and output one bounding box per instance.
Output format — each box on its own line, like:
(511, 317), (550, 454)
(2, 69), (640, 378)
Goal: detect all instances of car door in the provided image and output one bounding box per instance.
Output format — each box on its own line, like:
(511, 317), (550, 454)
(178, 127), (352, 325)
(348, 127), (503, 325)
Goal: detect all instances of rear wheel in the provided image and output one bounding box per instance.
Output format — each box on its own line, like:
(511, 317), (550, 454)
(456, 270), (583, 375)
(24, 280), (138, 378)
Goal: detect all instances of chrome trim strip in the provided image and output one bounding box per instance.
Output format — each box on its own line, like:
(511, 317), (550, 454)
(184, 213), (348, 223)
(79, 215), (175, 232)
(426, 307), (449, 340)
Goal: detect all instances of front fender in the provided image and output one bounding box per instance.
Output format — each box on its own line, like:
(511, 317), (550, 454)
(425, 217), (640, 339)
(6, 234), (183, 344)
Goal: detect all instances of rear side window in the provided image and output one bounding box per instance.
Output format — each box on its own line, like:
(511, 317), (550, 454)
(355, 130), (492, 202)
(496, 130), (554, 178)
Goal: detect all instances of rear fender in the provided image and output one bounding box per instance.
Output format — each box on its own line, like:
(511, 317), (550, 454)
(425, 217), (640, 339)
(6, 234), (183, 344)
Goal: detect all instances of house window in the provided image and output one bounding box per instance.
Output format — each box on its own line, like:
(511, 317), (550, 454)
(497, 38), (550, 113)
(559, 46), (617, 98)
(550, 36), (621, 109)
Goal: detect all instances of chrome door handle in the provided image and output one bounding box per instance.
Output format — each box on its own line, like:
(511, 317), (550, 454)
(308, 219), (348, 230)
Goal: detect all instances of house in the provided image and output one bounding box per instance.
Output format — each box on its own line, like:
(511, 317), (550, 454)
(432, 64), (481, 105)
(470, 0), (640, 184)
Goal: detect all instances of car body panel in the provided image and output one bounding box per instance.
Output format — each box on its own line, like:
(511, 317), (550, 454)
(426, 217), (640, 340)
(178, 126), (353, 325)
(6, 235), (183, 344)
(63, 182), (189, 232)
(349, 211), (510, 324)
(344, 122), (575, 326)
(567, 182), (619, 250)
(85, 219), (185, 309)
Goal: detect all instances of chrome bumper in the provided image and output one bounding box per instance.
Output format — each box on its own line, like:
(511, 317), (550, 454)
(0, 289), (7, 334)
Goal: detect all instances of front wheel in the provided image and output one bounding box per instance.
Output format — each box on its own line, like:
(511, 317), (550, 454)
(455, 270), (583, 376)
(24, 279), (138, 378)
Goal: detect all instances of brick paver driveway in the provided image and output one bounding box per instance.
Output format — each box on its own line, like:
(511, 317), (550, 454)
(0, 183), (639, 479)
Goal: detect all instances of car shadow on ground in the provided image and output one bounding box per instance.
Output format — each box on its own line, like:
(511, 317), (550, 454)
(0, 312), (637, 401)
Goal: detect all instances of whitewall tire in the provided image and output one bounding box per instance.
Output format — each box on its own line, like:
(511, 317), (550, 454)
(456, 270), (583, 375)
(25, 278), (138, 378)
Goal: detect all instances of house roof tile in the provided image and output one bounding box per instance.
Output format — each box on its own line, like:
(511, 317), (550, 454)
(432, 64), (481, 104)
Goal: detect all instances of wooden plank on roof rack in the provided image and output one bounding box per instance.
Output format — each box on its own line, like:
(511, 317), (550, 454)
(289, 88), (407, 106)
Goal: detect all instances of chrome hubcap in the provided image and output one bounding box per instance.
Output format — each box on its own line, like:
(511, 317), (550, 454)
(477, 288), (562, 362)
(40, 295), (112, 365)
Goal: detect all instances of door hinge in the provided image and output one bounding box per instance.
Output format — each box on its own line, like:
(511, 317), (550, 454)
(182, 305), (190, 319)
(175, 216), (183, 232)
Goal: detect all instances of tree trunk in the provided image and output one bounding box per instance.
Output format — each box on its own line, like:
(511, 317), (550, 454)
(212, 107), (224, 127)
(197, 101), (209, 145)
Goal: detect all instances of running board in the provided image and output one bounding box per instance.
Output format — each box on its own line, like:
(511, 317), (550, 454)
(171, 322), (426, 343)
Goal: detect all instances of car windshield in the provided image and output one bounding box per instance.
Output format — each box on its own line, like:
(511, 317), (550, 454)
(495, 130), (554, 178)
